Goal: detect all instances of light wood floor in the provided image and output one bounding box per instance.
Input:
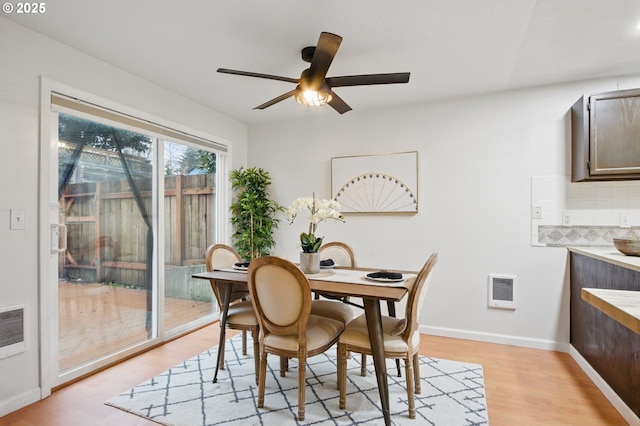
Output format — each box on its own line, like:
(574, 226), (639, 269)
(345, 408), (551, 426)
(0, 323), (627, 426)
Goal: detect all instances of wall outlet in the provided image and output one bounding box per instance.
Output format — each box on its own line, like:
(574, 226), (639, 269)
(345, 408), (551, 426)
(562, 212), (577, 227)
(620, 213), (631, 228)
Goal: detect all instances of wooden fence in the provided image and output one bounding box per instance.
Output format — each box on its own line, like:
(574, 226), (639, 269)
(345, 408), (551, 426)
(60, 174), (216, 289)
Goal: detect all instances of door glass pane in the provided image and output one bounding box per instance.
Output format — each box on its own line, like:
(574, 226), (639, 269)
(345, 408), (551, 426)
(57, 113), (156, 372)
(163, 141), (217, 333)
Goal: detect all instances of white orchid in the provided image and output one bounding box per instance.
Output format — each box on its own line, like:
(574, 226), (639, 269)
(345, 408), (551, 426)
(287, 193), (345, 252)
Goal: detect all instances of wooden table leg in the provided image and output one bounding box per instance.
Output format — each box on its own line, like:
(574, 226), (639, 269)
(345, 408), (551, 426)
(386, 301), (402, 377)
(364, 298), (391, 426)
(212, 281), (232, 383)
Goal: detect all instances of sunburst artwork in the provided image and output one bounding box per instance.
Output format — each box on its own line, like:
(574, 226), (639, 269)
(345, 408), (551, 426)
(331, 152), (418, 213)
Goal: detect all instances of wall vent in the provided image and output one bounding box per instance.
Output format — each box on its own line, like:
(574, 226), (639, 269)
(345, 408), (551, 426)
(488, 274), (516, 310)
(0, 304), (27, 359)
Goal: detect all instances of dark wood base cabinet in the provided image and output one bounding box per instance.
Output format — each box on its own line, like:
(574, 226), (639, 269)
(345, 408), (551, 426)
(570, 252), (640, 418)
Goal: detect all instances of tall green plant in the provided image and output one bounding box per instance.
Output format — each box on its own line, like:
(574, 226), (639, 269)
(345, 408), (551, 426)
(230, 167), (282, 261)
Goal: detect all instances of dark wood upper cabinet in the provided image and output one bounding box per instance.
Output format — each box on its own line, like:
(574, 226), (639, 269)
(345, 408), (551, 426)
(571, 88), (640, 181)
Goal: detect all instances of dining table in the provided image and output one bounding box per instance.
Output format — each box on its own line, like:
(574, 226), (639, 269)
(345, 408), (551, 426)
(193, 265), (416, 426)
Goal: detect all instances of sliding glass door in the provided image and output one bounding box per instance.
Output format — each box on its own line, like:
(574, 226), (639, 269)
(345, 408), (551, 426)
(56, 113), (158, 375)
(48, 101), (223, 387)
(162, 141), (218, 334)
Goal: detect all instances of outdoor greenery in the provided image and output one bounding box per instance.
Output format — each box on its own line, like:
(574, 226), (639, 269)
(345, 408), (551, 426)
(165, 147), (216, 176)
(59, 114), (152, 154)
(60, 114), (217, 177)
(230, 167), (282, 261)
(195, 150), (216, 173)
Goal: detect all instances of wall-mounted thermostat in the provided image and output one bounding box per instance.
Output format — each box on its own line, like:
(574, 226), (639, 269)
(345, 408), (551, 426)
(488, 274), (516, 310)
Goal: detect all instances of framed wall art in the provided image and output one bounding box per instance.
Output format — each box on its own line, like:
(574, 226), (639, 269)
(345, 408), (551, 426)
(331, 151), (418, 213)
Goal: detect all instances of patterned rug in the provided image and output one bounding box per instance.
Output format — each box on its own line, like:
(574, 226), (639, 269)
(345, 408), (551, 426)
(106, 334), (488, 425)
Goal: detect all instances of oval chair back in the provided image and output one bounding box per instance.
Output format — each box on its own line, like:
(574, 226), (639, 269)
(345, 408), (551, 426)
(319, 241), (357, 267)
(314, 242), (359, 309)
(337, 252), (438, 419)
(205, 244), (243, 307)
(398, 252), (439, 340)
(247, 255), (344, 421)
(206, 243), (241, 270)
(249, 256), (311, 338)
(204, 244), (259, 383)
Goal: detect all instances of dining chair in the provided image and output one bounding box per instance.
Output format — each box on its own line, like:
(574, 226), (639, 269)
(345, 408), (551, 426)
(312, 241), (362, 312)
(337, 253), (438, 419)
(320, 241), (357, 268)
(309, 242), (357, 334)
(247, 255), (345, 421)
(205, 244), (259, 382)
(314, 241), (405, 376)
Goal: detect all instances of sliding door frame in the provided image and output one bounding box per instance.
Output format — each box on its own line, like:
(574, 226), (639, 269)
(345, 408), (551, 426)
(38, 78), (230, 395)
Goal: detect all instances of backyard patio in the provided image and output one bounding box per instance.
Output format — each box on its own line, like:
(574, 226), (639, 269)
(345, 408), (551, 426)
(58, 280), (214, 372)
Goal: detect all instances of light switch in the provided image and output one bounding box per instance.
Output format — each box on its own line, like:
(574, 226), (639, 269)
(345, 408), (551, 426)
(10, 209), (26, 230)
(532, 206), (543, 219)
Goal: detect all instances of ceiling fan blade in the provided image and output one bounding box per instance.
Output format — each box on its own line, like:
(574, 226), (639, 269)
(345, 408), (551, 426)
(253, 90), (297, 110)
(307, 32), (342, 88)
(328, 91), (352, 114)
(217, 68), (299, 84)
(326, 72), (410, 87)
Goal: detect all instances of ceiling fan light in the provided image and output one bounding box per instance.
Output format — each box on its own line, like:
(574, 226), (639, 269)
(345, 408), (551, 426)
(295, 87), (332, 107)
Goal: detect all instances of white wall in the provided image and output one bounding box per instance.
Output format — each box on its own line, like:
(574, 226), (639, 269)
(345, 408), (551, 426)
(248, 74), (640, 351)
(4, 11), (640, 417)
(0, 17), (248, 415)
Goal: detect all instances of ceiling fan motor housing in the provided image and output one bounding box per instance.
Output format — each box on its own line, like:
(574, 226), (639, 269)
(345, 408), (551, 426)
(301, 46), (316, 63)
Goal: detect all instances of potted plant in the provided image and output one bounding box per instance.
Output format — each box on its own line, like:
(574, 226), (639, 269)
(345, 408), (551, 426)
(230, 167), (282, 261)
(286, 193), (344, 273)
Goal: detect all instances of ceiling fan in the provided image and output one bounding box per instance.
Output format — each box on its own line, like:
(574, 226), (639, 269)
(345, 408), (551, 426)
(217, 31), (410, 114)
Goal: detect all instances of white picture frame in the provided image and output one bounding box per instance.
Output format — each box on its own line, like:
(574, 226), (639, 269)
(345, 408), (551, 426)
(331, 151), (418, 213)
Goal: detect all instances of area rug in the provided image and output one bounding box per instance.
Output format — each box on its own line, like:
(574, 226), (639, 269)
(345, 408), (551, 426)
(106, 335), (488, 425)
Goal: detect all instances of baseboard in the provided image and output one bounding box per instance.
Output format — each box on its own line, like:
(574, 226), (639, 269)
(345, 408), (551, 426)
(0, 387), (41, 417)
(420, 325), (570, 352)
(569, 345), (640, 426)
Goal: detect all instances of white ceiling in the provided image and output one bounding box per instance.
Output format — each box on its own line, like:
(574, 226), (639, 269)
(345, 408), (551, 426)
(6, 0), (640, 125)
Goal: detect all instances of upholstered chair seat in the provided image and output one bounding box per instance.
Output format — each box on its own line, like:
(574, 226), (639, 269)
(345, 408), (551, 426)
(205, 244), (260, 383)
(248, 255), (344, 421)
(225, 302), (260, 326)
(309, 300), (355, 325)
(339, 315), (420, 354)
(263, 314), (343, 352)
(309, 241), (359, 326)
(337, 253), (438, 419)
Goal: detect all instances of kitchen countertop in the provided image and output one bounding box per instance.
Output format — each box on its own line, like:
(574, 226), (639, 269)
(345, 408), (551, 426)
(570, 246), (640, 335)
(582, 288), (640, 335)
(568, 246), (640, 273)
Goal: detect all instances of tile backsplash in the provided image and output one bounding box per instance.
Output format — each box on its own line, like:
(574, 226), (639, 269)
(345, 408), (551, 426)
(538, 225), (640, 247)
(531, 176), (640, 246)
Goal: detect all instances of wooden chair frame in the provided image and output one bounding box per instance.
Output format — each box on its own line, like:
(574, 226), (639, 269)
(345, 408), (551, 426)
(248, 256), (344, 421)
(205, 244), (259, 382)
(337, 253), (438, 419)
(315, 241), (361, 308)
(319, 241), (357, 267)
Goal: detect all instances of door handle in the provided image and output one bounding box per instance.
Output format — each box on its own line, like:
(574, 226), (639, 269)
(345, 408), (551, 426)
(51, 224), (67, 254)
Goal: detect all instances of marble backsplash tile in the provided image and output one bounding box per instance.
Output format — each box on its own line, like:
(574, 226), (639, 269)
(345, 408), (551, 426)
(538, 225), (640, 247)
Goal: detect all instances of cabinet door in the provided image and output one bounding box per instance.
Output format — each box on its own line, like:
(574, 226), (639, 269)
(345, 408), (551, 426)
(590, 89), (640, 176)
